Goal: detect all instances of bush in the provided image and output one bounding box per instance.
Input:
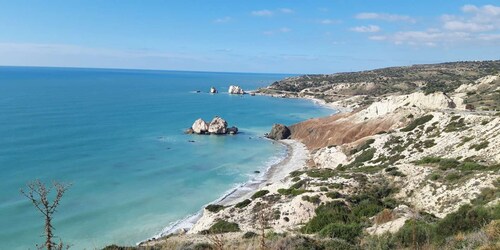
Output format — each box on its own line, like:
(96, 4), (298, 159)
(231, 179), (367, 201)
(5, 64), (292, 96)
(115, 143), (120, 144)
(306, 168), (337, 179)
(302, 201), (352, 234)
(208, 220), (240, 233)
(193, 243), (214, 250)
(470, 141), (489, 151)
(437, 204), (493, 238)
(326, 191), (343, 199)
(251, 190), (269, 199)
(318, 223), (362, 243)
(234, 199), (251, 208)
(401, 115), (434, 132)
(205, 204), (224, 213)
(353, 148), (376, 163)
(394, 219), (434, 247)
(242, 231), (258, 239)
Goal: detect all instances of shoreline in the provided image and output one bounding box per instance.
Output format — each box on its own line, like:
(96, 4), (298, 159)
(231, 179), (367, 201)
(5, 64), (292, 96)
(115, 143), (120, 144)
(141, 95), (341, 245)
(140, 139), (310, 244)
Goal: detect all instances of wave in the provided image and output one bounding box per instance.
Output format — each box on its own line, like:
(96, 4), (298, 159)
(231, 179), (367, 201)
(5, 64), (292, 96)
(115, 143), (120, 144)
(138, 142), (289, 245)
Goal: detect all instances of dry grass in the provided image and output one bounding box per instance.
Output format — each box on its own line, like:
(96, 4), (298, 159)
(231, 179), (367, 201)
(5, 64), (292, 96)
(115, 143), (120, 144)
(374, 208), (395, 224)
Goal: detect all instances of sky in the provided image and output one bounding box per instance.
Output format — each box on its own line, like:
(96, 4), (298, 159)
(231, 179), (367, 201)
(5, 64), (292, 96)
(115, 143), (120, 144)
(0, 0), (499, 74)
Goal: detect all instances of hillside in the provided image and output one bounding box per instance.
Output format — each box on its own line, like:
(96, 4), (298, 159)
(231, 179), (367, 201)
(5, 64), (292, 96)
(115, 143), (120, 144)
(258, 60), (500, 111)
(109, 61), (500, 250)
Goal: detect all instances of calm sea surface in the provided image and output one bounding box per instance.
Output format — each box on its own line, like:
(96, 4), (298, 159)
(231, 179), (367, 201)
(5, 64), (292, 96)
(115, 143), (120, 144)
(0, 67), (333, 249)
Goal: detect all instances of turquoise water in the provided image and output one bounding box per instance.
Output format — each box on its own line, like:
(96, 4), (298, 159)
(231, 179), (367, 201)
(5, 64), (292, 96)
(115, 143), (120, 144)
(0, 67), (332, 249)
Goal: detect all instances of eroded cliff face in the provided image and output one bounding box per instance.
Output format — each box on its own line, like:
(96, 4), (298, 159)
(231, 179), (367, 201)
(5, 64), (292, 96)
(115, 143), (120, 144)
(289, 112), (399, 149)
(289, 91), (463, 150)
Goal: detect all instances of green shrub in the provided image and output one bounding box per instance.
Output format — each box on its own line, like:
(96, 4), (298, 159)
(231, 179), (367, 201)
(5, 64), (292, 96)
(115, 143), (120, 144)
(242, 231), (258, 239)
(326, 191), (343, 199)
(351, 198), (384, 218)
(353, 148), (376, 163)
(394, 219), (435, 247)
(320, 186), (328, 192)
(205, 204), (224, 213)
(302, 201), (352, 234)
(251, 190), (269, 199)
(401, 115), (434, 132)
(208, 220), (240, 233)
(445, 172), (461, 182)
(291, 176), (300, 182)
(318, 223), (362, 243)
(423, 139), (436, 148)
(306, 168), (337, 179)
(235, 199), (251, 208)
(444, 117), (467, 132)
(291, 180), (307, 189)
(436, 204), (493, 238)
(289, 170), (303, 177)
(469, 141), (489, 151)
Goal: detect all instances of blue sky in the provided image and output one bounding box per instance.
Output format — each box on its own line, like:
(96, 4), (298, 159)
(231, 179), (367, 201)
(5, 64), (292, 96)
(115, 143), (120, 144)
(0, 0), (499, 73)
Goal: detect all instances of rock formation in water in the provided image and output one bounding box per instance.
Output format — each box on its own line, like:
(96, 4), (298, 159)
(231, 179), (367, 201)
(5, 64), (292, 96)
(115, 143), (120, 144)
(210, 87), (218, 93)
(191, 118), (209, 134)
(187, 116), (238, 135)
(228, 85), (245, 94)
(266, 124), (291, 140)
(208, 116), (228, 134)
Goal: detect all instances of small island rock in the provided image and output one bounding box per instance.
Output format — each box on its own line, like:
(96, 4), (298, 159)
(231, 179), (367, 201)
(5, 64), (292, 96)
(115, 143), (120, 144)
(210, 87), (218, 93)
(208, 116), (228, 134)
(192, 118), (209, 134)
(267, 124), (291, 140)
(228, 85), (245, 94)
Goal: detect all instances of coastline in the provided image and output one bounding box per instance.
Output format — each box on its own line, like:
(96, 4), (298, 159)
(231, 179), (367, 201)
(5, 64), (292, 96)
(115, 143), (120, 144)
(141, 94), (341, 245)
(141, 139), (310, 244)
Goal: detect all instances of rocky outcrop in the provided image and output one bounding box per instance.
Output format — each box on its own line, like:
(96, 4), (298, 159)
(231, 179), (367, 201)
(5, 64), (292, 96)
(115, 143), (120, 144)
(210, 87), (218, 93)
(208, 117), (228, 134)
(266, 124), (291, 140)
(187, 117), (238, 135)
(191, 118), (209, 134)
(228, 85), (245, 94)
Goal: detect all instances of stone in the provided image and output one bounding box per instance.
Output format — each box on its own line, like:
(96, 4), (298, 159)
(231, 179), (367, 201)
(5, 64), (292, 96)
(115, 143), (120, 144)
(208, 116), (228, 134)
(192, 118), (209, 134)
(210, 87), (218, 93)
(228, 85), (245, 94)
(185, 128), (194, 134)
(267, 124), (291, 140)
(227, 126), (238, 135)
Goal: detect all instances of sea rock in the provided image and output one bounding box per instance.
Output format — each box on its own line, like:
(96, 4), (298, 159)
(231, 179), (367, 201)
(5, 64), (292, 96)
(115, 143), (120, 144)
(210, 87), (218, 93)
(228, 85), (245, 94)
(185, 128), (194, 134)
(208, 116), (228, 134)
(267, 124), (291, 140)
(192, 118), (209, 134)
(227, 126), (238, 135)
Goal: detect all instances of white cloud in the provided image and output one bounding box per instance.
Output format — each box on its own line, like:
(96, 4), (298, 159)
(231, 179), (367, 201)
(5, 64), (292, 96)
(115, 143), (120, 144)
(443, 21), (494, 32)
(279, 8), (294, 14)
(350, 25), (380, 33)
(251, 9), (273, 17)
(365, 5), (500, 46)
(213, 17), (232, 23)
(442, 4), (500, 32)
(319, 19), (340, 25)
(355, 12), (416, 23)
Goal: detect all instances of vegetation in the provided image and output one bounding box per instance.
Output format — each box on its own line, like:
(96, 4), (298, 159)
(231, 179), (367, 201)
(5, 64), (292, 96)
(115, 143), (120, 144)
(208, 220), (240, 233)
(251, 190), (269, 199)
(205, 204), (224, 213)
(21, 180), (71, 250)
(401, 115), (434, 132)
(234, 199), (251, 208)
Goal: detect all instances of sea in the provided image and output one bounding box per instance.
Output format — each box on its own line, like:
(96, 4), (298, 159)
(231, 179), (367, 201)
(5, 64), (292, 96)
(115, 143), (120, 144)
(0, 66), (333, 249)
